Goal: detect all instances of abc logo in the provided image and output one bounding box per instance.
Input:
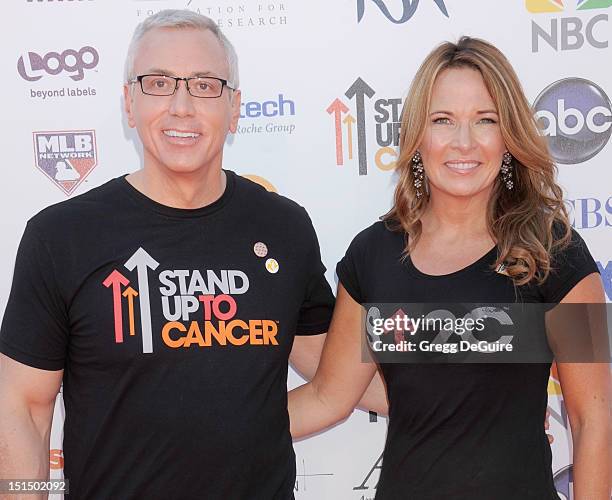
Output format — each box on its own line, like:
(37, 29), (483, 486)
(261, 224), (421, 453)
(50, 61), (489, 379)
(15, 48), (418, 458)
(17, 46), (99, 82)
(533, 78), (612, 164)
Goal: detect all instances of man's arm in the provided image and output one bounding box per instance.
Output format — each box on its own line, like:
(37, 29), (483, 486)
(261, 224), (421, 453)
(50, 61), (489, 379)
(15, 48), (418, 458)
(290, 334), (389, 416)
(0, 353), (62, 499)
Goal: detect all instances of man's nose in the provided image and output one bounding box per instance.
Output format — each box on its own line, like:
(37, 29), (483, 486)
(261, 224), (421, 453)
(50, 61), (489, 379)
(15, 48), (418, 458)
(168, 80), (196, 117)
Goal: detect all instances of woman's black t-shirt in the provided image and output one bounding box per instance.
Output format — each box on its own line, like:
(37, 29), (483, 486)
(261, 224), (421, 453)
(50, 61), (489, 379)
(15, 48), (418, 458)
(336, 221), (599, 500)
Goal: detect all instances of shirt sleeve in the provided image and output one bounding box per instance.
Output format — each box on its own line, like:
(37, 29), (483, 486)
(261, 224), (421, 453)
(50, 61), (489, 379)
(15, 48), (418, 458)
(0, 222), (69, 370)
(539, 228), (600, 304)
(336, 232), (365, 305)
(295, 210), (335, 336)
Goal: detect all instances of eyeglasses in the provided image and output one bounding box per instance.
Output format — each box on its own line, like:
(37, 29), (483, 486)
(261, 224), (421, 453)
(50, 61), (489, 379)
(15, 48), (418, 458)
(128, 74), (235, 98)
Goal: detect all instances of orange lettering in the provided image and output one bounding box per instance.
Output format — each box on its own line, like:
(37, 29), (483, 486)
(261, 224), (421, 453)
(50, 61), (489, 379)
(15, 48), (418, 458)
(226, 319), (249, 345)
(262, 320), (279, 345)
(162, 321), (186, 348)
(184, 321), (206, 347)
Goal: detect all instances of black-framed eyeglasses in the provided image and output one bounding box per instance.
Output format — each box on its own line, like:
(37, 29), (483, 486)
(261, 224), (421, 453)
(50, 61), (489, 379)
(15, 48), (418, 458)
(128, 74), (235, 98)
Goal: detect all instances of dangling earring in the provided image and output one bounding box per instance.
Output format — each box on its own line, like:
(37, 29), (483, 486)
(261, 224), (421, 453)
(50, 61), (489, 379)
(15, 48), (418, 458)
(501, 151), (514, 190)
(412, 150), (425, 198)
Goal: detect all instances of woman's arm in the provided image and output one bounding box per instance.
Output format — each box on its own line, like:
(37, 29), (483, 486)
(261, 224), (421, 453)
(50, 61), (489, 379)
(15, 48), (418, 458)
(290, 335), (389, 416)
(288, 284), (379, 438)
(556, 273), (611, 499)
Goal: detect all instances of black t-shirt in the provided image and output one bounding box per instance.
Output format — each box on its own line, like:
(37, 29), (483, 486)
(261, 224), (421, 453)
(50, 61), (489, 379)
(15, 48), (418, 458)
(0, 170), (335, 500)
(336, 221), (599, 500)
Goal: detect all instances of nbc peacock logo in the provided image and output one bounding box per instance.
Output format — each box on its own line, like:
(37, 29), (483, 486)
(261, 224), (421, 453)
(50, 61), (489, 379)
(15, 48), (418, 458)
(527, 0), (612, 13)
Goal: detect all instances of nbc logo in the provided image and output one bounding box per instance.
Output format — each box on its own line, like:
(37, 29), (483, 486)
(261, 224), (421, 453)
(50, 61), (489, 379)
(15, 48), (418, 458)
(527, 0), (611, 52)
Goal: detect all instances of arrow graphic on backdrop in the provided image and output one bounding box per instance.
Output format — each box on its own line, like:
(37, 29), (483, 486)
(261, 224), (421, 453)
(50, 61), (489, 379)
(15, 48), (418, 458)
(343, 114), (356, 160)
(345, 78), (375, 175)
(357, 0), (449, 23)
(122, 286), (139, 337)
(102, 270), (130, 343)
(327, 98), (349, 165)
(125, 247), (159, 354)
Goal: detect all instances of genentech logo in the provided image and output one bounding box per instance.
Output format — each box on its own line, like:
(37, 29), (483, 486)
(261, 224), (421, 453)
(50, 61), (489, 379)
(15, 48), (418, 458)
(533, 78), (612, 163)
(357, 0), (449, 23)
(528, 0), (611, 52)
(33, 130), (97, 195)
(102, 248), (278, 354)
(236, 94), (296, 135)
(17, 46), (99, 82)
(328, 78), (402, 175)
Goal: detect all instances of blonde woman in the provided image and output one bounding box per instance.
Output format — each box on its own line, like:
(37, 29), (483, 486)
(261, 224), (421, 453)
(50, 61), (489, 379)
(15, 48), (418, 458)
(289, 37), (610, 499)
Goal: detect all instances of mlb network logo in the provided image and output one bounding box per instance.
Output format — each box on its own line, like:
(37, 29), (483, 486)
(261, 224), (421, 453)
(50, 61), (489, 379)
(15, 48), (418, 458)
(33, 130), (97, 195)
(526, 0), (611, 13)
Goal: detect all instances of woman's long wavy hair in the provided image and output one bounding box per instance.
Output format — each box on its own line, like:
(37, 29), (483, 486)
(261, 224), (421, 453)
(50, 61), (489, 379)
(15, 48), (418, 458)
(383, 36), (571, 286)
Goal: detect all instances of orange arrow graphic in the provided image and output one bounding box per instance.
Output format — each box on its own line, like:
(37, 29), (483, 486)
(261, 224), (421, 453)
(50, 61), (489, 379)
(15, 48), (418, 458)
(343, 114), (356, 160)
(326, 98), (349, 166)
(122, 286), (139, 336)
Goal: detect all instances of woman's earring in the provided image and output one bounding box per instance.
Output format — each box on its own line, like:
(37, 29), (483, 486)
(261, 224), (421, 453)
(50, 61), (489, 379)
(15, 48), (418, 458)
(501, 151), (514, 190)
(412, 150), (425, 198)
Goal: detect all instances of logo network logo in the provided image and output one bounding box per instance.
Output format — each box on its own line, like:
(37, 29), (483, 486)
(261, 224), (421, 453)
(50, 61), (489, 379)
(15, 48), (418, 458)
(528, 0), (611, 52)
(357, 0), (449, 23)
(17, 46), (99, 82)
(328, 78), (402, 175)
(236, 94), (296, 135)
(33, 130), (97, 195)
(533, 78), (612, 164)
(566, 197), (612, 228)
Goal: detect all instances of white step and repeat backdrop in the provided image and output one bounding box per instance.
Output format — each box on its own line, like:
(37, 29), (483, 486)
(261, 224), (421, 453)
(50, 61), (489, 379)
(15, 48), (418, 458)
(1, 1), (611, 498)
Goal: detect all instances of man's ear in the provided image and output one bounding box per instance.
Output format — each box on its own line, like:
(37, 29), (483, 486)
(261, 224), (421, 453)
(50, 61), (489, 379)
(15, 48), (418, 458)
(124, 84), (136, 128)
(229, 89), (241, 134)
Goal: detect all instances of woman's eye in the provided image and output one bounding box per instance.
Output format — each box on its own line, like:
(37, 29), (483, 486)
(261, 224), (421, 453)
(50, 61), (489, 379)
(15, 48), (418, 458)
(433, 117), (451, 124)
(479, 117), (497, 124)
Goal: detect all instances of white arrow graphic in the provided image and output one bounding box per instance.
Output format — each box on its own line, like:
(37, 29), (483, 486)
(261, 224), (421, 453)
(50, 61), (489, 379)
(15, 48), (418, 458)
(125, 247), (159, 354)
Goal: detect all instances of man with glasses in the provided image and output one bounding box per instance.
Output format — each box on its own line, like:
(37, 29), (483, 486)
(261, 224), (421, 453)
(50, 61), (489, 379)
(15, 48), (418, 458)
(0, 9), (359, 499)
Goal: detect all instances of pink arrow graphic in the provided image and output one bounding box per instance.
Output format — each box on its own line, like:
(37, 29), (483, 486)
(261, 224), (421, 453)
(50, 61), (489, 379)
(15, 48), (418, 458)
(102, 270), (130, 343)
(326, 98), (349, 166)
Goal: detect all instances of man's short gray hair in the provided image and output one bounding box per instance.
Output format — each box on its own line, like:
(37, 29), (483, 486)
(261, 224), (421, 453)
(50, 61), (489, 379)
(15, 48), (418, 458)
(124, 9), (239, 88)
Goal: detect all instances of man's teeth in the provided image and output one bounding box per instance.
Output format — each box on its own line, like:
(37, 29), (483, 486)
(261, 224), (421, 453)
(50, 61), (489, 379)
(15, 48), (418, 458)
(446, 162), (479, 170)
(163, 130), (200, 138)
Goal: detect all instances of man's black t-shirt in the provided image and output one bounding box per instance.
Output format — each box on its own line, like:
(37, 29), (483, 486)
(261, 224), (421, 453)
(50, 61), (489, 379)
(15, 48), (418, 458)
(0, 170), (335, 499)
(336, 221), (599, 500)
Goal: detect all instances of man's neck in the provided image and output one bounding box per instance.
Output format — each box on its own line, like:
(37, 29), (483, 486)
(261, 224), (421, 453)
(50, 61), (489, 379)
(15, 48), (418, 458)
(126, 164), (226, 210)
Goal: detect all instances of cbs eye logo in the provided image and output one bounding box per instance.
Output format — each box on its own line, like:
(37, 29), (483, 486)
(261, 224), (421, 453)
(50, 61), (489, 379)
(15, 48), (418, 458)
(534, 77), (612, 164)
(17, 46), (99, 82)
